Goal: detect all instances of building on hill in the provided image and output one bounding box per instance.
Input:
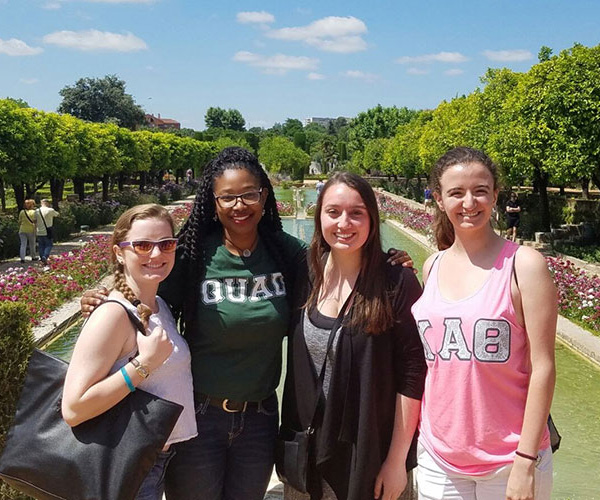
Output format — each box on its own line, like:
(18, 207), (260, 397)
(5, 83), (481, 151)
(145, 113), (181, 130)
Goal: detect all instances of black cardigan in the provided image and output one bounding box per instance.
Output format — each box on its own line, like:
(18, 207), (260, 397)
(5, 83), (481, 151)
(281, 261), (427, 500)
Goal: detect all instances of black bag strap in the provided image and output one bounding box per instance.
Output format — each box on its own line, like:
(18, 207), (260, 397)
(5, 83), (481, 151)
(38, 209), (49, 231)
(306, 288), (356, 432)
(23, 210), (34, 225)
(94, 299), (147, 336)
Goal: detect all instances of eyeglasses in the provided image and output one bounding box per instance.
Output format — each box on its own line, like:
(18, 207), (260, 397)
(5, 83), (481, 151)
(214, 188), (263, 208)
(118, 238), (178, 255)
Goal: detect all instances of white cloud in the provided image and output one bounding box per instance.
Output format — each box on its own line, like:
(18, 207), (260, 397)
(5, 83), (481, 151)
(307, 72), (325, 80)
(86, 0), (156, 2)
(444, 68), (464, 76)
(42, 2), (62, 9)
(233, 51), (319, 75)
(20, 78), (39, 84)
(396, 51), (468, 64)
(236, 11), (275, 25)
(482, 49), (533, 62)
(43, 30), (148, 52)
(0, 38), (43, 56)
(344, 70), (380, 83)
(267, 16), (368, 53)
(407, 67), (429, 75)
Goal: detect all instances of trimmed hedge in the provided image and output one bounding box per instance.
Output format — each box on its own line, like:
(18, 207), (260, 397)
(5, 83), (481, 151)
(0, 302), (34, 499)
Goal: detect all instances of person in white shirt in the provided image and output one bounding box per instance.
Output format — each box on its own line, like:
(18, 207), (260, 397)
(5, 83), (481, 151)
(36, 199), (60, 264)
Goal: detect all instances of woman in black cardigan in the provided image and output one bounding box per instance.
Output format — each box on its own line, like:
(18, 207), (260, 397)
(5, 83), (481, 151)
(280, 173), (427, 500)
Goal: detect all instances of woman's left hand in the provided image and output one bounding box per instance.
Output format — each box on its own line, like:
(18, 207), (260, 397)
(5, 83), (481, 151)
(506, 456), (535, 500)
(387, 248), (415, 270)
(374, 458), (407, 500)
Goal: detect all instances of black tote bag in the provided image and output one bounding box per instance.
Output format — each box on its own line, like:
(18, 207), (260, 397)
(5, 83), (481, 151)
(0, 317), (183, 500)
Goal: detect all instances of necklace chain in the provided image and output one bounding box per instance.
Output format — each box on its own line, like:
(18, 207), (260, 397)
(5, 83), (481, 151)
(224, 234), (258, 258)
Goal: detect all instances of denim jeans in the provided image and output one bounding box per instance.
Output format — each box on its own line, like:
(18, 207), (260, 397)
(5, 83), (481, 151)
(18, 232), (36, 260)
(136, 448), (176, 500)
(37, 235), (53, 260)
(164, 393), (279, 500)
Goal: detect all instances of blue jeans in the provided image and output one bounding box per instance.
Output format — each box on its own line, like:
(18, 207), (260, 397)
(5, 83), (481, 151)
(164, 393), (279, 500)
(37, 235), (53, 261)
(136, 448), (176, 500)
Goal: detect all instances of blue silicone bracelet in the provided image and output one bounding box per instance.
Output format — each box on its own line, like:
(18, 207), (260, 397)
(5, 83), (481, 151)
(120, 366), (135, 392)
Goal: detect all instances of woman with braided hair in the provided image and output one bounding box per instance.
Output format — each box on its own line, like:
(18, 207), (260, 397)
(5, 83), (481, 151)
(64, 204), (197, 500)
(82, 147), (411, 499)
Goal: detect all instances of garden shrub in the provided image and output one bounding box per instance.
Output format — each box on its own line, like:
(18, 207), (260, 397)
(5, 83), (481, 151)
(0, 302), (34, 500)
(0, 215), (20, 260)
(52, 204), (78, 240)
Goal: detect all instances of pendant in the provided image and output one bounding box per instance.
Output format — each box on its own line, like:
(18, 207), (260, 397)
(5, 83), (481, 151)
(242, 249), (252, 258)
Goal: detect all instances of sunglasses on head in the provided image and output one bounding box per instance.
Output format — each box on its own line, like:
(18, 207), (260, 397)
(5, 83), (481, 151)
(118, 238), (178, 255)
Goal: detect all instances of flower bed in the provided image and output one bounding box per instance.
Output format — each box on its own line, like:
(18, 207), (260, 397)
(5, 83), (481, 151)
(376, 193), (433, 235)
(0, 202), (193, 326)
(546, 256), (600, 334)
(277, 201), (295, 216)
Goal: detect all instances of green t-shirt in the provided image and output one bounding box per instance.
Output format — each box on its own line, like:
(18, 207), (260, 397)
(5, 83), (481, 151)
(160, 230), (307, 401)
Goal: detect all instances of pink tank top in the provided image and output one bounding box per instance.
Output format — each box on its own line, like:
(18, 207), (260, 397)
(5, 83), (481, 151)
(411, 240), (550, 475)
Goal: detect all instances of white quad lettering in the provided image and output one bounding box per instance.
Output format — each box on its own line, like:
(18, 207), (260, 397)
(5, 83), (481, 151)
(201, 279), (224, 305)
(250, 275), (274, 302)
(224, 278), (248, 303)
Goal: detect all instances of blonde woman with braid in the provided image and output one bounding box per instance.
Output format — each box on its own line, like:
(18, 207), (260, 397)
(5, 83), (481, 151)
(62, 204), (197, 500)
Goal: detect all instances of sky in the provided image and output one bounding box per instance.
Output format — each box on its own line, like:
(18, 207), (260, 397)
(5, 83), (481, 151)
(1, 0), (599, 130)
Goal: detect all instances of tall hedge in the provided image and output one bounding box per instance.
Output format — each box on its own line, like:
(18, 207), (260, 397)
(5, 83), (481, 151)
(0, 302), (34, 499)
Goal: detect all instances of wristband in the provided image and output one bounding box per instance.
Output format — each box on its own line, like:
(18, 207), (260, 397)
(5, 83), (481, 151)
(120, 366), (136, 393)
(515, 450), (538, 461)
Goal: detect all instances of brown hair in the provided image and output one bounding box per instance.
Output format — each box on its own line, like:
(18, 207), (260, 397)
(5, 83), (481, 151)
(23, 199), (36, 210)
(111, 204), (175, 329)
(306, 172), (394, 335)
(430, 147), (499, 250)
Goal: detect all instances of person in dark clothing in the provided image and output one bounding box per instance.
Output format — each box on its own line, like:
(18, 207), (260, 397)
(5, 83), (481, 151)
(281, 172), (426, 500)
(505, 192), (521, 242)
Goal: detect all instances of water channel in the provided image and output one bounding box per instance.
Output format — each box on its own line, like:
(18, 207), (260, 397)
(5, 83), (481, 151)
(45, 187), (600, 499)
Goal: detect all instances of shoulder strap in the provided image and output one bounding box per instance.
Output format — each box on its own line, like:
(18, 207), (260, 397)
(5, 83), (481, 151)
(39, 209), (48, 231)
(306, 289), (356, 431)
(98, 299), (147, 336)
(24, 210), (34, 224)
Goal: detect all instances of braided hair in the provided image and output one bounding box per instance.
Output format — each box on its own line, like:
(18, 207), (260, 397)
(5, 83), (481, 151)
(177, 146), (294, 334)
(111, 203), (175, 330)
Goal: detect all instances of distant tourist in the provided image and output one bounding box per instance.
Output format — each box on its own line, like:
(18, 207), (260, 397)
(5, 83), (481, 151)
(412, 147), (556, 500)
(36, 199), (59, 264)
(186, 168), (193, 184)
(505, 192), (521, 242)
(18, 199), (37, 264)
(423, 185), (433, 211)
(315, 179), (325, 197)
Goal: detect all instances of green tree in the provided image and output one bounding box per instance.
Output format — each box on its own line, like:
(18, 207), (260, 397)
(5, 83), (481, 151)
(204, 107), (246, 131)
(384, 111), (432, 184)
(348, 104), (418, 153)
(258, 136), (310, 180)
(57, 74), (145, 129)
(0, 101), (45, 209)
(362, 138), (388, 174)
(281, 118), (304, 138)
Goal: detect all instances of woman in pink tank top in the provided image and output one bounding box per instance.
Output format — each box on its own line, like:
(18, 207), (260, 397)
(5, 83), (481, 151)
(411, 147), (557, 500)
